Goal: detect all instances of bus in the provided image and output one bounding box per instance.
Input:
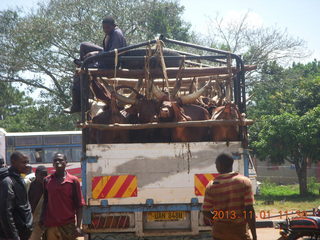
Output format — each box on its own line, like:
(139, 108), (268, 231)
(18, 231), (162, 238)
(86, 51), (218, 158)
(0, 128), (82, 178)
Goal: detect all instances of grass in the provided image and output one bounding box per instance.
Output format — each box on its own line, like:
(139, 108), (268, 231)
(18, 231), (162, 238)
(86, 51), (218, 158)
(254, 178), (320, 214)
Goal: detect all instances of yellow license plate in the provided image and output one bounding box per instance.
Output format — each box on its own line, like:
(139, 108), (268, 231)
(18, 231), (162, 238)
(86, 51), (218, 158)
(147, 211), (187, 222)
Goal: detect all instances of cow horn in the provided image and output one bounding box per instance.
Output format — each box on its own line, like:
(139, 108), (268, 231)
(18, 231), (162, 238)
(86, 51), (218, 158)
(172, 77), (182, 97)
(152, 85), (167, 100)
(105, 84), (137, 105)
(180, 80), (212, 104)
(117, 79), (143, 107)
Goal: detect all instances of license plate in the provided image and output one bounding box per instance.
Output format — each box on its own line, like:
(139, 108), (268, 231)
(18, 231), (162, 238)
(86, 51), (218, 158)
(147, 211), (187, 222)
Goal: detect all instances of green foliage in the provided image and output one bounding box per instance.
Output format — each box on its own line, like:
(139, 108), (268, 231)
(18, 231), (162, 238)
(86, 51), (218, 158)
(259, 180), (300, 197)
(0, 82), (77, 132)
(307, 177), (319, 194)
(249, 61), (320, 195)
(0, 0), (192, 107)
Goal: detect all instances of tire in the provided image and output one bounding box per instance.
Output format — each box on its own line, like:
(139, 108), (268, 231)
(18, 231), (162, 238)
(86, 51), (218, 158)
(287, 232), (320, 240)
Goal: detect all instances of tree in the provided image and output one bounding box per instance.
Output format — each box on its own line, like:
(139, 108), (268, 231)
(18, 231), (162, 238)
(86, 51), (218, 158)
(0, 0), (191, 108)
(252, 108), (320, 195)
(0, 82), (78, 132)
(249, 61), (320, 195)
(204, 12), (309, 83)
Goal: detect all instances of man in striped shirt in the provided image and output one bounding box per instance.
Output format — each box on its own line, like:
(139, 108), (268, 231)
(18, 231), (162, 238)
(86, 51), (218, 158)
(203, 154), (257, 240)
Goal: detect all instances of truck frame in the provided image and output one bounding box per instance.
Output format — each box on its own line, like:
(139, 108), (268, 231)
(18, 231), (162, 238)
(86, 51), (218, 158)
(78, 36), (256, 239)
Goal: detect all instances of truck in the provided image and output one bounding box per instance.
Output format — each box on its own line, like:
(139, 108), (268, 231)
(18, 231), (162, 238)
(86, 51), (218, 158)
(78, 36), (257, 239)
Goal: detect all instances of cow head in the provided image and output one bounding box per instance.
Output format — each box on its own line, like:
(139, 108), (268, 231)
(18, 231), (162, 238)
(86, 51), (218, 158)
(135, 98), (160, 123)
(158, 101), (191, 122)
(152, 80), (212, 105)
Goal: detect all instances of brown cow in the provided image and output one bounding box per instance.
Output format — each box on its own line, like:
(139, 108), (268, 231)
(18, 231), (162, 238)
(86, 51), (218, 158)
(158, 101), (210, 142)
(211, 102), (242, 142)
(90, 94), (129, 144)
(152, 82), (211, 142)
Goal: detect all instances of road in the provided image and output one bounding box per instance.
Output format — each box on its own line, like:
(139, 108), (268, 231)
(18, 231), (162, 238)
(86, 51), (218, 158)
(78, 227), (281, 240)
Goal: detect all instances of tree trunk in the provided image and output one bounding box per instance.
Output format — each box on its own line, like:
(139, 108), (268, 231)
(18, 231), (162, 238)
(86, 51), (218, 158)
(295, 158), (308, 196)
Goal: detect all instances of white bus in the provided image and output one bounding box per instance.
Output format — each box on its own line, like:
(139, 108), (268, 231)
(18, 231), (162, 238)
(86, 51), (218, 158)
(0, 129), (82, 177)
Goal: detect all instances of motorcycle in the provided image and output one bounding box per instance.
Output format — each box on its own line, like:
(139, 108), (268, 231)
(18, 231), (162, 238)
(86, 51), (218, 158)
(277, 207), (320, 240)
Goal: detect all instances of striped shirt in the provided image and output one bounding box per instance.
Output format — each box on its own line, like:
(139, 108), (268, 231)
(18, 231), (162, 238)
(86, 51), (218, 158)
(203, 172), (254, 223)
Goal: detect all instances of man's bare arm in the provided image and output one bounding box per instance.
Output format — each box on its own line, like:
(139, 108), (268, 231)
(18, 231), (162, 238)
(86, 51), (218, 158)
(245, 205), (257, 240)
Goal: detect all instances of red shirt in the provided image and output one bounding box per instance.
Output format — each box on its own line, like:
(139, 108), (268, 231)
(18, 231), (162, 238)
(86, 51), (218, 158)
(43, 172), (85, 227)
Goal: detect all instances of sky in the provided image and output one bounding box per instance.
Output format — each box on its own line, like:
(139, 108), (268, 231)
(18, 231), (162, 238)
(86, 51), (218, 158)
(0, 0), (319, 61)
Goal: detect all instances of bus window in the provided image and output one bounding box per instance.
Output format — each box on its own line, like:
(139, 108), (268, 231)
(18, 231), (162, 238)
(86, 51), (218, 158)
(44, 148), (71, 163)
(35, 148), (44, 163)
(71, 147), (82, 162)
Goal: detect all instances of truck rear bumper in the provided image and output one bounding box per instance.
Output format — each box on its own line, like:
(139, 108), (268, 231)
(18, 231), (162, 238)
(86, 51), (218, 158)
(83, 203), (211, 237)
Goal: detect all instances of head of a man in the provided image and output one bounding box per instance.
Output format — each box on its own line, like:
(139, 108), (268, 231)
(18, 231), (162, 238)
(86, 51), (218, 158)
(102, 16), (116, 35)
(52, 153), (67, 173)
(216, 153), (234, 174)
(35, 165), (48, 182)
(10, 151), (30, 174)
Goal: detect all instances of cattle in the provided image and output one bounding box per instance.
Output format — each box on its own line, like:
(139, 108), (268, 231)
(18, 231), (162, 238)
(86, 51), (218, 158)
(211, 102), (242, 142)
(151, 81), (212, 142)
(157, 101), (210, 142)
(90, 94), (129, 144)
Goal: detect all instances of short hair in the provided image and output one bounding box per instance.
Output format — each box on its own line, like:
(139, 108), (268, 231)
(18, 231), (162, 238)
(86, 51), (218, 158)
(102, 16), (116, 26)
(52, 152), (67, 161)
(216, 153), (234, 170)
(35, 165), (47, 174)
(10, 151), (26, 163)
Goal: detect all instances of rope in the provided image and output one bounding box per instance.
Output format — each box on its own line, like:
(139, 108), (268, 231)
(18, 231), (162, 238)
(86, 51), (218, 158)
(144, 44), (152, 99)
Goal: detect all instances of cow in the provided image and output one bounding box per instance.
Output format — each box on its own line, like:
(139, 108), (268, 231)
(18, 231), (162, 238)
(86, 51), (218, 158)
(151, 81), (211, 142)
(90, 94), (129, 144)
(211, 102), (242, 143)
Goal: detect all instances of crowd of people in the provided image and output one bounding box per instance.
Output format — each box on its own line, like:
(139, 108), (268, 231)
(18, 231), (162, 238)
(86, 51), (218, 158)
(0, 152), (84, 240)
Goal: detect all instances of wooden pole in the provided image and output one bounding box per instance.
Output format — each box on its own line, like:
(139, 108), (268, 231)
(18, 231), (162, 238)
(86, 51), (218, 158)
(79, 65), (256, 79)
(78, 119), (254, 131)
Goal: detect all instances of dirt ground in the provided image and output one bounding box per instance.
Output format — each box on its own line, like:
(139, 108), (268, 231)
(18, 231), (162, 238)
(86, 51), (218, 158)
(78, 227), (281, 240)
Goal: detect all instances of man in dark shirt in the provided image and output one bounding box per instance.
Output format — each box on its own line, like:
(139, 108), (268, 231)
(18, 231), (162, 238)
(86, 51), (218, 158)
(29, 166), (47, 240)
(0, 152), (33, 240)
(64, 16), (127, 114)
(40, 153), (85, 240)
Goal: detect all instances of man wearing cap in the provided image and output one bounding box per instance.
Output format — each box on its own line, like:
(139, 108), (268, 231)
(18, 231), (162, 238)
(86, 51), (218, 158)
(40, 153), (85, 240)
(64, 16), (127, 114)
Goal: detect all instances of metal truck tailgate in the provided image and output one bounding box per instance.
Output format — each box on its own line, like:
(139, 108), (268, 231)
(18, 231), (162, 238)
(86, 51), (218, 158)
(86, 142), (244, 205)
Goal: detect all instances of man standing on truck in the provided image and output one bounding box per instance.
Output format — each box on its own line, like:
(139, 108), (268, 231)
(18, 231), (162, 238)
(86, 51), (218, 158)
(0, 152), (33, 240)
(203, 153), (257, 240)
(64, 16), (127, 114)
(40, 153), (85, 240)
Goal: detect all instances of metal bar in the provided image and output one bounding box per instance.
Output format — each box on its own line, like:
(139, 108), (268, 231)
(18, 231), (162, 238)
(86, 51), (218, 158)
(172, 49), (227, 64)
(118, 55), (228, 61)
(78, 119), (254, 131)
(80, 71), (89, 199)
(82, 39), (158, 68)
(263, 210), (314, 219)
(161, 36), (242, 62)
